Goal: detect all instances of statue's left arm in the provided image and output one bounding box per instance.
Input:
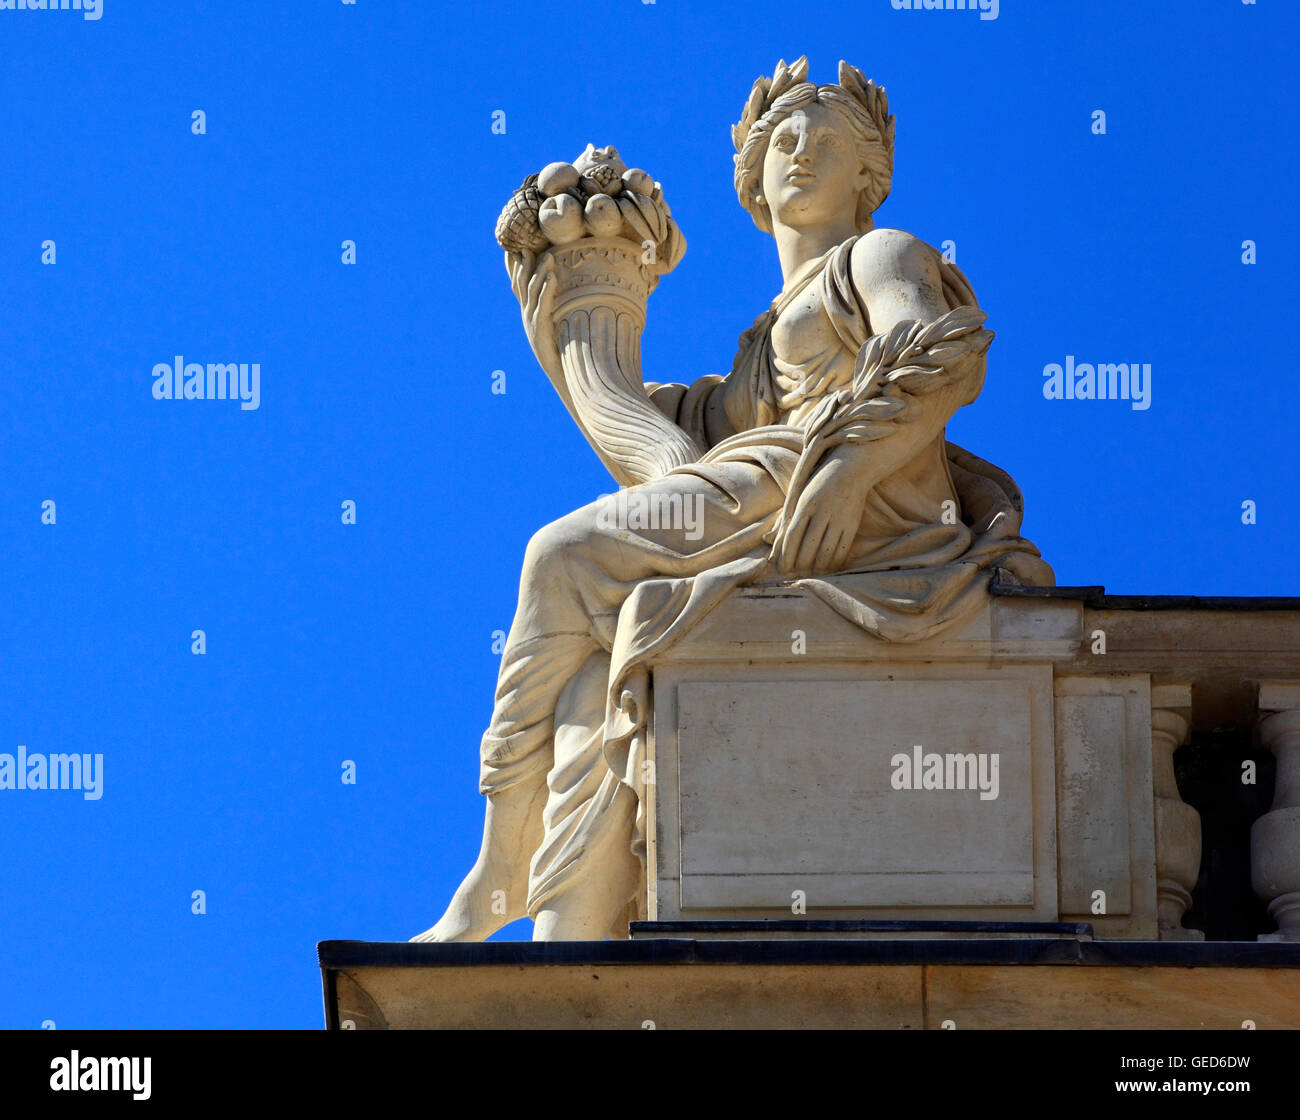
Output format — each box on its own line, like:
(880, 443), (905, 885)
(774, 230), (990, 574)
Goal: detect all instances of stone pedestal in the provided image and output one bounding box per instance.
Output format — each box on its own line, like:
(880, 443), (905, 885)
(645, 587), (1159, 936)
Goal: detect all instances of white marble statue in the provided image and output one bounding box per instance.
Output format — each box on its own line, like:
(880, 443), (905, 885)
(414, 57), (1053, 942)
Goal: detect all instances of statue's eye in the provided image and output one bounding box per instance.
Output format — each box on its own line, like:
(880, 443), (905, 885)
(774, 134), (795, 152)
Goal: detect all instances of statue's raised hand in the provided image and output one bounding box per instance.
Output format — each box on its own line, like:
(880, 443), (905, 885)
(506, 249), (561, 381)
(503, 217), (701, 487)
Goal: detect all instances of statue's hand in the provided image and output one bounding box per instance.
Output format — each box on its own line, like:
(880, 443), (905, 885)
(774, 444), (871, 576)
(506, 250), (561, 378)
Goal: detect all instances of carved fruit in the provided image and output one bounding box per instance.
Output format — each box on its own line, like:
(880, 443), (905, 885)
(537, 161), (581, 199)
(574, 143), (627, 175)
(538, 193), (585, 245)
(574, 146), (627, 198)
(621, 168), (654, 195)
(584, 194), (623, 238)
(615, 195), (655, 244)
(580, 167), (623, 197)
(626, 191), (667, 242)
(494, 185), (548, 254)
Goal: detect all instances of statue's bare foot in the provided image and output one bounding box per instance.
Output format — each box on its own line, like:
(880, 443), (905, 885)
(410, 858), (527, 942)
(410, 779), (546, 941)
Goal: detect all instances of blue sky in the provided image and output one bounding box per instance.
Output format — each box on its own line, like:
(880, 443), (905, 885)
(1, 0), (1296, 1028)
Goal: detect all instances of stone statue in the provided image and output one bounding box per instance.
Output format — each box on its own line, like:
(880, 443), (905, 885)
(413, 57), (1054, 943)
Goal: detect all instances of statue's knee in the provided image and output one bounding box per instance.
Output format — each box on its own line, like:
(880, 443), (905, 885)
(523, 506), (599, 577)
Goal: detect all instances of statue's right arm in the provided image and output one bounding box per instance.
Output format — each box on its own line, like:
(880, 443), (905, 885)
(511, 249), (622, 459)
(511, 249), (706, 482)
(643, 375), (739, 451)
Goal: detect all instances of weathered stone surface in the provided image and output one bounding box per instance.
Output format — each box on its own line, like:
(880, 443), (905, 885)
(320, 940), (1300, 1030)
(669, 677), (1040, 913)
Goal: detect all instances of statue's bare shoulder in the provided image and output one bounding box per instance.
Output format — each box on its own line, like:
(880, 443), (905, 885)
(850, 228), (950, 330)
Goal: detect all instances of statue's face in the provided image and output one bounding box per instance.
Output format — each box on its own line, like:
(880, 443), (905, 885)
(760, 102), (868, 231)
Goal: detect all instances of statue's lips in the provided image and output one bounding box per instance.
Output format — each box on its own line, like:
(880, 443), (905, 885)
(785, 170), (816, 184)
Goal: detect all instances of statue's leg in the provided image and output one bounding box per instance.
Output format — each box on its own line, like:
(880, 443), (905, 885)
(410, 775), (548, 942)
(528, 650), (642, 941)
(413, 525), (607, 941)
(531, 772), (638, 937)
(419, 461), (789, 941)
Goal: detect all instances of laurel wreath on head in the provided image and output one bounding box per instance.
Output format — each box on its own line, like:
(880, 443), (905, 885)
(731, 56), (896, 157)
